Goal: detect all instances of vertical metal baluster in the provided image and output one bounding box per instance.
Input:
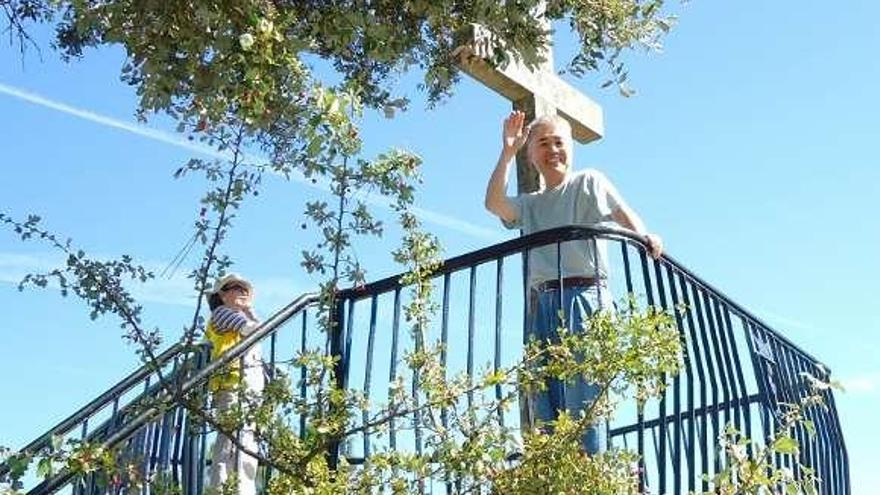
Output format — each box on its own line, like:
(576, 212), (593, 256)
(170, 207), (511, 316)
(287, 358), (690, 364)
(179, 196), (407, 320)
(823, 367), (847, 495)
(789, 346), (811, 482)
(708, 301), (733, 431)
(617, 241), (635, 464)
(667, 266), (693, 495)
(156, 409), (171, 476)
(494, 257), (505, 426)
(702, 293), (731, 440)
(679, 277), (709, 493)
(166, 409), (177, 473)
(765, 334), (791, 481)
(795, 355), (823, 492)
(518, 244), (531, 492)
(342, 299), (356, 463)
(170, 404), (185, 482)
(652, 259), (674, 495)
(762, 325), (786, 487)
(792, 352), (831, 483)
(722, 308), (750, 437)
(82, 413), (95, 495)
(389, 288), (402, 452)
(134, 423), (150, 495)
(811, 358), (832, 493)
(412, 310), (425, 495)
(197, 347), (209, 495)
(611, 239), (635, 455)
(362, 295), (379, 459)
(233, 354), (245, 471)
(180, 408), (192, 495)
(816, 361), (837, 494)
(635, 247), (654, 492)
(270, 332), (277, 380)
(799, 356), (830, 493)
(780, 343), (807, 482)
(146, 421), (159, 495)
(823, 376), (849, 495)
(344, 299), (356, 391)
(157, 354), (179, 483)
(749, 323), (779, 487)
(620, 238), (640, 472)
(467, 265), (477, 410)
(621, 241), (634, 295)
(692, 287), (721, 476)
(522, 247), (531, 343)
(556, 241), (564, 323)
(299, 309), (308, 440)
(789, 343), (811, 482)
(438, 277), (451, 494)
(591, 236), (602, 308)
(328, 298), (348, 468)
(744, 321), (772, 459)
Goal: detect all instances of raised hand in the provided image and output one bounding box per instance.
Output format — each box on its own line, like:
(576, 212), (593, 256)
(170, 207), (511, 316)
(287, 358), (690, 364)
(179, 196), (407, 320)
(502, 110), (529, 154)
(644, 233), (664, 259)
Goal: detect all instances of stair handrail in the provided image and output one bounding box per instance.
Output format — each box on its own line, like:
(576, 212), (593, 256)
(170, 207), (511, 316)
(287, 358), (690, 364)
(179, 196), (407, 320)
(0, 342), (188, 479)
(25, 291), (319, 495)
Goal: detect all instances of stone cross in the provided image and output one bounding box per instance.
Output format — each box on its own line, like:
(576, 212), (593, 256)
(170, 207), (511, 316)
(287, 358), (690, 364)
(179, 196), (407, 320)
(453, 11), (604, 194)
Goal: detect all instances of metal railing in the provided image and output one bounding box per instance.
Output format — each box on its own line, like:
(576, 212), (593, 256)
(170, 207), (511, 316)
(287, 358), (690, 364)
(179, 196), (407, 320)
(0, 342), (213, 495)
(5, 226), (849, 495)
(332, 225), (849, 495)
(3, 293), (320, 495)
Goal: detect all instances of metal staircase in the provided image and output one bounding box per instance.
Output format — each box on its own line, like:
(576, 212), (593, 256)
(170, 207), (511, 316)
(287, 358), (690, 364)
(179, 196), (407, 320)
(1, 226), (849, 495)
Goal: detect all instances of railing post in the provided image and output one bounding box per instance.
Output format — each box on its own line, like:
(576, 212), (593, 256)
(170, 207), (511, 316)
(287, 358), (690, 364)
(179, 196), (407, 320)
(327, 296), (347, 469)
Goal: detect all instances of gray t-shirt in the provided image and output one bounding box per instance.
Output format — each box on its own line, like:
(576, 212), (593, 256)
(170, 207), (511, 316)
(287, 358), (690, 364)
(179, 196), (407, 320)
(503, 169), (626, 286)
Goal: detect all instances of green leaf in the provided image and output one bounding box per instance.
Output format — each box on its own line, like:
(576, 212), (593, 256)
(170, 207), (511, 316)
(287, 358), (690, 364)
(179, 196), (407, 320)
(772, 435), (799, 455)
(36, 457), (54, 479)
(803, 419), (816, 437)
(306, 137), (322, 157)
(7, 453), (31, 479)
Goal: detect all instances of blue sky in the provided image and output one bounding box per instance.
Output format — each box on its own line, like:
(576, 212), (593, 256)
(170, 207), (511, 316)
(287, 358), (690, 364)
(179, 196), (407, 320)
(1, 0), (878, 491)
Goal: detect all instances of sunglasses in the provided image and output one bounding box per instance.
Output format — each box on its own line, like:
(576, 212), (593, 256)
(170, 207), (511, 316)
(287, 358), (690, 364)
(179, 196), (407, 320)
(221, 284), (250, 294)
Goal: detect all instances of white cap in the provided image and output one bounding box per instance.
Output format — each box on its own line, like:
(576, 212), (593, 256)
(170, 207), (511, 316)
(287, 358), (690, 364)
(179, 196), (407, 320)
(209, 273), (253, 295)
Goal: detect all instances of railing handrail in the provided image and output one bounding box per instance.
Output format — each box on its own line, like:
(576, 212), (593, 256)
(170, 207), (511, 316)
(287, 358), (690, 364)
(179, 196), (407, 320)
(26, 291), (319, 495)
(337, 225), (825, 366)
(11, 225), (838, 494)
(0, 342), (187, 478)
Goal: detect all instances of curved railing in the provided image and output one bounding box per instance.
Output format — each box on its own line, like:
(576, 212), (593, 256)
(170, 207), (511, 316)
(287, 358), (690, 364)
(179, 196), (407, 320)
(332, 225), (849, 495)
(6, 226), (849, 495)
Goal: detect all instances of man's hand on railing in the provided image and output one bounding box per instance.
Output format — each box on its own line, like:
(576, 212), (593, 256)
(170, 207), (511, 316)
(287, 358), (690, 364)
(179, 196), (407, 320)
(644, 233), (663, 259)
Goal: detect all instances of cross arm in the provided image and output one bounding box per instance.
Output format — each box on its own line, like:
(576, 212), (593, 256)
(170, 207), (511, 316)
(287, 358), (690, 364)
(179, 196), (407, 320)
(453, 24), (604, 143)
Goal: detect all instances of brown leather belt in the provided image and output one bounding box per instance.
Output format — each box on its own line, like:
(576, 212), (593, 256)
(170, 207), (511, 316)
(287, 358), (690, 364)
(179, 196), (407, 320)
(532, 276), (598, 292)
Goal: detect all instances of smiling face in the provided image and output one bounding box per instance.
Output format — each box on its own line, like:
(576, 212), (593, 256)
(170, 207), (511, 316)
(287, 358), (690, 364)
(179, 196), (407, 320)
(219, 282), (253, 310)
(527, 118), (573, 187)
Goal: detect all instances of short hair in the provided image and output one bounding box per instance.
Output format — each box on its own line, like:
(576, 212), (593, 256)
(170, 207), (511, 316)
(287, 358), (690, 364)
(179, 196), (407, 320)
(527, 114), (571, 147)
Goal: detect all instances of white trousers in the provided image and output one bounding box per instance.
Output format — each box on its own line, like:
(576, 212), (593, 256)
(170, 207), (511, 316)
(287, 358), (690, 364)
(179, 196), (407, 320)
(208, 390), (259, 495)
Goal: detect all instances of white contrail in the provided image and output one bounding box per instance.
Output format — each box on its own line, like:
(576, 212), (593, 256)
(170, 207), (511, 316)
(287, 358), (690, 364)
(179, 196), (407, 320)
(0, 82), (502, 241)
(0, 82), (228, 160)
(0, 251), (308, 312)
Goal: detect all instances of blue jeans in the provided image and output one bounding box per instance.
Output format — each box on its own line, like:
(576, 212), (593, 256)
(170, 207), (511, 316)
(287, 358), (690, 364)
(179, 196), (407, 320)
(520, 283), (610, 454)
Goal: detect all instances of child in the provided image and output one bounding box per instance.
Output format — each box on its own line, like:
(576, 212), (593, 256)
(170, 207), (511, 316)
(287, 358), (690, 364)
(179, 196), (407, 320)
(205, 273), (264, 495)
